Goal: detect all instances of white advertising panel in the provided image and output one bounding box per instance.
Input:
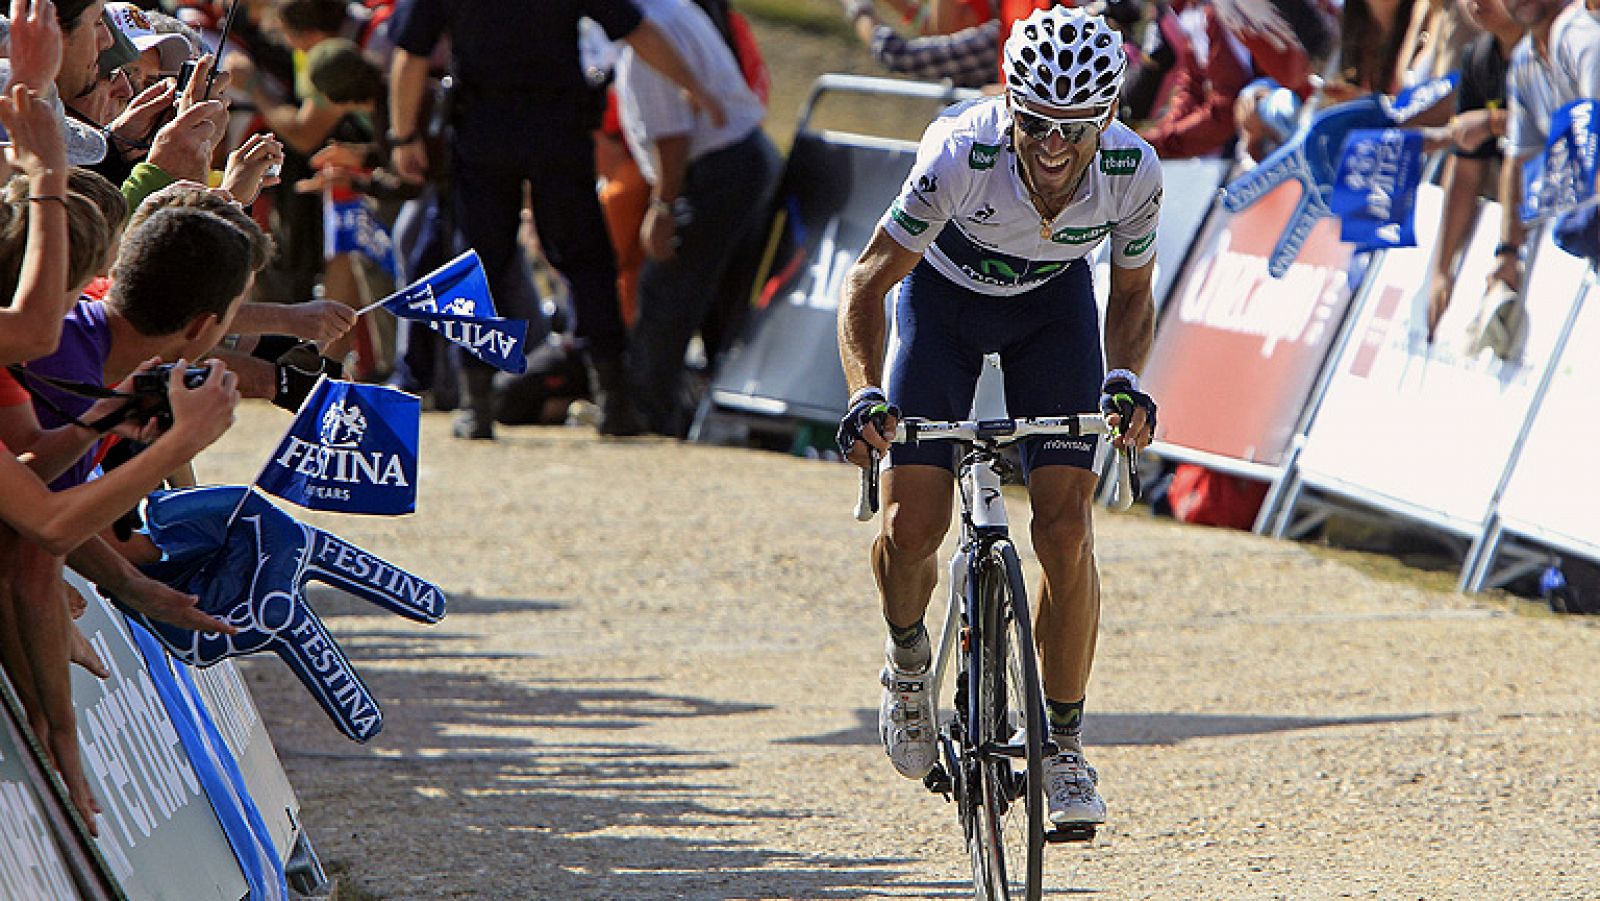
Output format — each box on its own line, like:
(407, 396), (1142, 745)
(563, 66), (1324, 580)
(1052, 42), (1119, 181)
(1495, 277), (1598, 556)
(64, 572), (248, 901)
(1295, 193), (1590, 532)
(0, 687), (80, 900)
(191, 662), (300, 860)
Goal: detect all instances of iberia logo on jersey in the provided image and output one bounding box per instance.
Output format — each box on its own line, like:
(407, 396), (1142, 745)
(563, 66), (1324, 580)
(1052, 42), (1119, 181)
(1099, 148), (1141, 176)
(968, 142), (1002, 170)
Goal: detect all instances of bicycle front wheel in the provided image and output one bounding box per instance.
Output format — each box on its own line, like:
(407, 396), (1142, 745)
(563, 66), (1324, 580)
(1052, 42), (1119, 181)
(967, 543), (1045, 901)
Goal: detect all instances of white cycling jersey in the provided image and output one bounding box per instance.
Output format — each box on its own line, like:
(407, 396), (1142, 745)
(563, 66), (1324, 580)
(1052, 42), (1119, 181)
(879, 96), (1163, 297)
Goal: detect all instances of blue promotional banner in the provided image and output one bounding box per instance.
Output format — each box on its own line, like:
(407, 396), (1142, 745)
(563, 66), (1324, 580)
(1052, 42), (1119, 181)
(379, 249), (529, 374)
(1330, 129), (1426, 249)
(1521, 99), (1599, 224)
(1380, 72), (1459, 124)
(124, 486), (447, 743)
(257, 378), (420, 516)
(324, 195), (399, 277)
(1219, 96), (1399, 276)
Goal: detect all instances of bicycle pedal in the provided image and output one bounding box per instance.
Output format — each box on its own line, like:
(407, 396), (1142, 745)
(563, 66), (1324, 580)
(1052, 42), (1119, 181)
(1045, 824), (1097, 844)
(923, 763), (952, 798)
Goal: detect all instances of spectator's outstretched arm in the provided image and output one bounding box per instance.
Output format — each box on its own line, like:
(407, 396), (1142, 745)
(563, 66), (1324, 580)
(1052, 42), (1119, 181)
(0, 533), (100, 834)
(230, 299), (355, 345)
(864, 17), (1000, 89)
(388, 51), (430, 183)
(1492, 151), (1529, 293)
(623, 20), (727, 128)
(67, 534), (234, 634)
(0, 361), (238, 556)
(0, 84), (70, 364)
(1426, 155), (1490, 340)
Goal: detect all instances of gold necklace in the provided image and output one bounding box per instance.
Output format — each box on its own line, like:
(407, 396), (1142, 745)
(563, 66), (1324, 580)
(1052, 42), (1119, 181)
(1016, 146), (1093, 242)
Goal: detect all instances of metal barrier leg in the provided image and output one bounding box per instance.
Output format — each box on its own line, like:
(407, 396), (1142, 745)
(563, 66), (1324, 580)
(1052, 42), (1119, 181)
(286, 830), (333, 899)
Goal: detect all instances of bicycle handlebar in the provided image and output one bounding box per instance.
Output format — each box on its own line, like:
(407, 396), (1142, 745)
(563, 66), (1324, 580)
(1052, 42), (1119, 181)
(853, 415), (1138, 521)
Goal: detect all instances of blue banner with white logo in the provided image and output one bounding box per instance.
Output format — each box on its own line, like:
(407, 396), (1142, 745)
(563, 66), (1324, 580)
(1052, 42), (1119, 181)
(1329, 128), (1426, 249)
(324, 195), (399, 278)
(378, 249), (528, 374)
(1380, 73), (1459, 124)
(124, 486), (447, 743)
(1520, 99), (1599, 224)
(256, 378), (420, 516)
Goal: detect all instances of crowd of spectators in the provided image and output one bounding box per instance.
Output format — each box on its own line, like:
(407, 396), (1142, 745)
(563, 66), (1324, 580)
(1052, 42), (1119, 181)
(844, 0), (1600, 354)
(0, 0), (777, 840)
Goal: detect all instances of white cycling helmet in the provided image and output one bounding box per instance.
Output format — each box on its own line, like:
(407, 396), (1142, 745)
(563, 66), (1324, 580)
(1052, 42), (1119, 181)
(1003, 6), (1127, 110)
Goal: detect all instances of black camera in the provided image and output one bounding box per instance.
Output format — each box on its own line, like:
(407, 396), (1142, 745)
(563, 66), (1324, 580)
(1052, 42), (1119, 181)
(174, 59), (199, 97)
(128, 363), (212, 428)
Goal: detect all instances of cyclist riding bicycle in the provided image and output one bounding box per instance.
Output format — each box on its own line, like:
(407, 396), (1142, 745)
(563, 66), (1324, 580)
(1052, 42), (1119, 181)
(836, 6), (1160, 833)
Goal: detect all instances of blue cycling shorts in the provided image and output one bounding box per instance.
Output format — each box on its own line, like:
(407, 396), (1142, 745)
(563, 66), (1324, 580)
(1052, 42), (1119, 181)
(886, 258), (1104, 477)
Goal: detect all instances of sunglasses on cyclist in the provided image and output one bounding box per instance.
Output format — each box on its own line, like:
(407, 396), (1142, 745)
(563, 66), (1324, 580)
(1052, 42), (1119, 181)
(1011, 105), (1111, 144)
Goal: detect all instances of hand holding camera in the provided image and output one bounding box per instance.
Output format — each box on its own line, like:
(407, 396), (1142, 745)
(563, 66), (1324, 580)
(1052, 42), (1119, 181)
(147, 359), (240, 453)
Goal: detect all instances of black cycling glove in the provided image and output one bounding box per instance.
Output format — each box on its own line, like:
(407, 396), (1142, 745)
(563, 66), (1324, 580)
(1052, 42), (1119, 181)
(1099, 369), (1157, 437)
(837, 387), (900, 459)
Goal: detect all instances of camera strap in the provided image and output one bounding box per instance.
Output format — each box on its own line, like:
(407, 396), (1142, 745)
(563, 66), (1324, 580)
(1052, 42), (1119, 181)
(3, 365), (141, 434)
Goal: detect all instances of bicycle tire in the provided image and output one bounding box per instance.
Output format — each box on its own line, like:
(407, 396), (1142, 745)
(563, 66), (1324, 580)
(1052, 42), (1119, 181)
(965, 542), (1045, 901)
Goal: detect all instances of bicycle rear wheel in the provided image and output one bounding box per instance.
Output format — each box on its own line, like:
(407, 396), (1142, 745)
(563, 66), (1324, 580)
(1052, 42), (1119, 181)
(965, 543), (1045, 901)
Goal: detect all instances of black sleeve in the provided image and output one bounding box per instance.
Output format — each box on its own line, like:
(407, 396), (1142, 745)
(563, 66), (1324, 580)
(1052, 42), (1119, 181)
(390, 0), (448, 57)
(582, 0), (644, 41)
(1453, 44), (1499, 159)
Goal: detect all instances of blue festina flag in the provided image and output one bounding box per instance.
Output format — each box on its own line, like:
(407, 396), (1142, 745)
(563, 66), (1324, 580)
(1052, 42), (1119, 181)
(324, 195), (399, 277)
(1329, 128), (1426, 249)
(256, 377), (420, 515)
(378, 249), (529, 374)
(1520, 98), (1600, 224)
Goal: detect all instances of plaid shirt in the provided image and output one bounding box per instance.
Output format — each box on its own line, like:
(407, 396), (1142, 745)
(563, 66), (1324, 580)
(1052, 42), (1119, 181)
(870, 19), (1000, 89)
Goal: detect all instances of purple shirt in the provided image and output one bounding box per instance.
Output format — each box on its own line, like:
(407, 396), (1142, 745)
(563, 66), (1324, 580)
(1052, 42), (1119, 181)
(25, 299), (113, 490)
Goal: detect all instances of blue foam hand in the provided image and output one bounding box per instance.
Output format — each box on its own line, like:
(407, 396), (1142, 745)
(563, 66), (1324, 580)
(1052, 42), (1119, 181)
(1220, 96), (1400, 276)
(115, 486), (447, 743)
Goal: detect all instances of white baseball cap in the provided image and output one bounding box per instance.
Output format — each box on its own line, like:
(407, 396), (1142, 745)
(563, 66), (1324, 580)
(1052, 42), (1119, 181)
(105, 2), (193, 73)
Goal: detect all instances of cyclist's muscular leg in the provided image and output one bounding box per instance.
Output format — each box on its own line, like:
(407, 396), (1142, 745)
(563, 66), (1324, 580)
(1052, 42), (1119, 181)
(1025, 467), (1101, 704)
(874, 464), (957, 632)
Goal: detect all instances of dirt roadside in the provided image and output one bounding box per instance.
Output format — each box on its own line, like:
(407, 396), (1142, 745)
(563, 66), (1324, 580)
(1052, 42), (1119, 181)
(201, 406), (1600, 900)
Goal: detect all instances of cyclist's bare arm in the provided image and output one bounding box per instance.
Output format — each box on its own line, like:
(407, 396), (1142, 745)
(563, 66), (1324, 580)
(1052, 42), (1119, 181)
(1104, 256), (1157, 448)
(838, 227), (924, 463)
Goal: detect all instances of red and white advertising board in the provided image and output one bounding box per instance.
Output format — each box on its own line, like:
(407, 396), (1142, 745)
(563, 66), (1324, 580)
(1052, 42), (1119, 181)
(1143, 182), (1357, 470)
(1292, 191), (1590, 534)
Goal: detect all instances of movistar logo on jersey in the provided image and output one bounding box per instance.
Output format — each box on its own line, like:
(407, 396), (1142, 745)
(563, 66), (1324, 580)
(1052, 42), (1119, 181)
(890, 202), (930, 236)
(1050, 223), (1112, 244)
(1100, 148), (1141, 175)
(936, 226), (1071, 289)
(968, 142), (1002, 170)
(1124, 232), (1156, 256)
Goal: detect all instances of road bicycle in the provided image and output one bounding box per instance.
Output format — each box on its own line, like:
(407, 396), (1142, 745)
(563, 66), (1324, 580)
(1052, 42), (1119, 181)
(855, 415), (1137, 901)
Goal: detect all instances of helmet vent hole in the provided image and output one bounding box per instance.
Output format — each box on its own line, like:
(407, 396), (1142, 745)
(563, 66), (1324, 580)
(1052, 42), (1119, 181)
(1078, 46), (1092, 64)
(1054, 76), (1073, 101)
(1021, 46), (1037, 64)
(1039, 43), (1054, 61)
(1094, 33), (1111, 48)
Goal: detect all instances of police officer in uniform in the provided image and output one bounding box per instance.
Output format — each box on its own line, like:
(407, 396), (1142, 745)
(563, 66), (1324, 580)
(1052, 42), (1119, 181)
(387, 0), (724, 438)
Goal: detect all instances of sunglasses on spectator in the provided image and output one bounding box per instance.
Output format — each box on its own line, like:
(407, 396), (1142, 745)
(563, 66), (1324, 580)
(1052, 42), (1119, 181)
(1011, 104), (1112, 143)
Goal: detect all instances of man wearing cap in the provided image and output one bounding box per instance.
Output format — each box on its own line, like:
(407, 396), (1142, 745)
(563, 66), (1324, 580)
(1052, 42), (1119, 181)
(104, 2), (190, 94)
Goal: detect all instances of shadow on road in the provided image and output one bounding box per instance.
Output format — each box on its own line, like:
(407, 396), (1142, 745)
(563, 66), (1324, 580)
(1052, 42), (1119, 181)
(246, 594), (963, 900)
(786, 708), (1432, 748)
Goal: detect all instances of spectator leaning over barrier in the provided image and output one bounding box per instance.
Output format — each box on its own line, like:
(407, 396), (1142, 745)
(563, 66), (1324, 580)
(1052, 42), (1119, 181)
(1484, 0), (1600, 357)
(0, 196), (242, 836)
(615, 0), (781, 439)
(387, 0), (727, 440)
(839, 0), (1002, 89)
(1421, 0), (1518, 340)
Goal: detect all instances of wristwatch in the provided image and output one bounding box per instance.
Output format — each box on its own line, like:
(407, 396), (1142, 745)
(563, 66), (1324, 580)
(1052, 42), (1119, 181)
(1493, 241), (1524, 260)
(386, 130), (422, 146)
